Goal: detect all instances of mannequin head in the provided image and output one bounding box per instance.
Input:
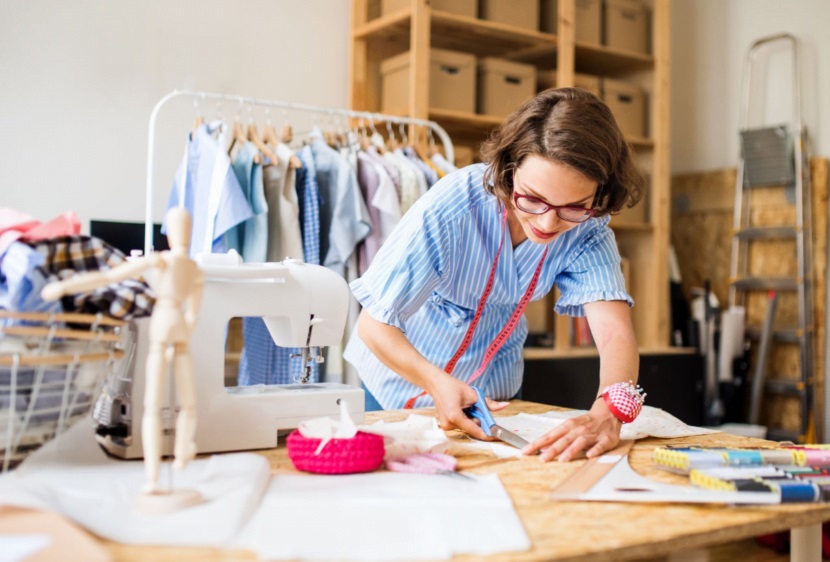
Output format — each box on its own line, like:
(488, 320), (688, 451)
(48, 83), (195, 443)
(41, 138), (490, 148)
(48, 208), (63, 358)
(164, 207), (192, 255)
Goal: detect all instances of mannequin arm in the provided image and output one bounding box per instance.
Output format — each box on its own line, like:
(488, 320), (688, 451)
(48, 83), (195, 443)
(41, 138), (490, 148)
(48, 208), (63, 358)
(41, 254), (164, 301)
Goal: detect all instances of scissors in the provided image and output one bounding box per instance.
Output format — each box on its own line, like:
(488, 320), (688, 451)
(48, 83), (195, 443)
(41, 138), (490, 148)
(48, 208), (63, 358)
(463, 387), (530, 450)
(385, 453), (475, 481)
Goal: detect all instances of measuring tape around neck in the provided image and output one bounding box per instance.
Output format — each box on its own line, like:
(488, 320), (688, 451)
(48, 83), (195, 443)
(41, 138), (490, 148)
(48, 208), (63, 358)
(404, 211), (549, 409)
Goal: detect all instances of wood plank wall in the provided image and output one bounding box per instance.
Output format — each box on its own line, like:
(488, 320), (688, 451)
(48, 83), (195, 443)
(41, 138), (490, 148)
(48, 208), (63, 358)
(671, 159), (828, 438)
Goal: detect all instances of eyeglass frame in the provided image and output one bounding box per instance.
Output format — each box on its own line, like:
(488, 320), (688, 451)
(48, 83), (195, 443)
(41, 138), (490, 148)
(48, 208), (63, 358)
(511, 191), (598, 223)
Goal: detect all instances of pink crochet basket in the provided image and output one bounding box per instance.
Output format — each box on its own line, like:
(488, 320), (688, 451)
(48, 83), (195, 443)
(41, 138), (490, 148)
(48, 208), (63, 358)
(286, 430), (385, 474)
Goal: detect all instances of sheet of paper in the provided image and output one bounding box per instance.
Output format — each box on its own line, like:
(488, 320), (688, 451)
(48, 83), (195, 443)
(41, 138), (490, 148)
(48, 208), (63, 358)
(527, 406), (717, 440)
(0, 535), (50, 562)
(454, 407), (718, 457)
(233, 472), (531, 561)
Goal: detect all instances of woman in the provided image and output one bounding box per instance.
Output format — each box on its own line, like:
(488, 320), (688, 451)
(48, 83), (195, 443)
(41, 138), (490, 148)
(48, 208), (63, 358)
(344, 88), (645, 462)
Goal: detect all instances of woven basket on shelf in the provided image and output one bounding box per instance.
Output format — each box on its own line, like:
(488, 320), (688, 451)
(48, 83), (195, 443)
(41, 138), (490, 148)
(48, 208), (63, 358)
(0, 311), (134, 472)
(287, 429), (385, 474)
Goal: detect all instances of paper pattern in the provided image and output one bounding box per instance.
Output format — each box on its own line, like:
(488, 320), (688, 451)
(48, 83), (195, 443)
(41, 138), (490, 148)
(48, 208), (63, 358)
(454, 407), (718, 457)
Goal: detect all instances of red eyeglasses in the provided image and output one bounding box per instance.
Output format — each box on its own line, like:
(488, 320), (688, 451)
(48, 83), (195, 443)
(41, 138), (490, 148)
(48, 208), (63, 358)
(512, 192), (597, 223)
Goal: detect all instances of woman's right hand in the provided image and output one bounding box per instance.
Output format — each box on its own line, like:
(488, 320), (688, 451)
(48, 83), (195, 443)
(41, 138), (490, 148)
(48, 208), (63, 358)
(427, 373), (509, 440)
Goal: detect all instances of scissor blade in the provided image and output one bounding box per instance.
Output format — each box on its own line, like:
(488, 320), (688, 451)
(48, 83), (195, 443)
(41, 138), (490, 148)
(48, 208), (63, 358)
(492, 425), (529, 450)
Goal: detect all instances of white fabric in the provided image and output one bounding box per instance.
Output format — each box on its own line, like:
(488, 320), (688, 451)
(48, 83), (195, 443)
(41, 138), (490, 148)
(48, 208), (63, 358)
(0, 417), (530, 561)
(0, 418), (271, 547)
(359, 414), (450, 459)
(232, 472), (531, 561)
(298, 399), (358, 454)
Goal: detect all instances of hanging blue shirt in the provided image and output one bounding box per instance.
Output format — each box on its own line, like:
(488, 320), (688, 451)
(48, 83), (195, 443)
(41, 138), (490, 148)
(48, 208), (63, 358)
(166, 121), (253, 257)
(343, 163), (633, 409)
(227, 142), (268, 263)
(308, 133), (372, 277)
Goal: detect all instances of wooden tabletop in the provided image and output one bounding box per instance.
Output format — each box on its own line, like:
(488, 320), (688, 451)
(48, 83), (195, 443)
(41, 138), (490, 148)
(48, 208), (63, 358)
(102, 400), (830, 562)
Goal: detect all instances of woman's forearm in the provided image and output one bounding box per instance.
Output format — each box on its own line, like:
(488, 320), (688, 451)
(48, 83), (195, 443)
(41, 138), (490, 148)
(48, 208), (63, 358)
(356, 309), (449, 394)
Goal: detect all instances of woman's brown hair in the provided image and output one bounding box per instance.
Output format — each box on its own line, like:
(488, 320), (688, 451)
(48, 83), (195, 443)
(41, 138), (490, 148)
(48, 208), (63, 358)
(480, 87), (644, 216)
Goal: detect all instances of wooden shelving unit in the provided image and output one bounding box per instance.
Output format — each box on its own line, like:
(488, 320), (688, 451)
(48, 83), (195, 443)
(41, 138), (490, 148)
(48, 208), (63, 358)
(349, 0), (672, 353)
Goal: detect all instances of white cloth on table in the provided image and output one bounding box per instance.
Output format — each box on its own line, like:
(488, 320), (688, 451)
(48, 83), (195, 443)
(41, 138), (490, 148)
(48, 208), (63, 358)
(0, 417), (531, 561)
(0, 418), (270, 548)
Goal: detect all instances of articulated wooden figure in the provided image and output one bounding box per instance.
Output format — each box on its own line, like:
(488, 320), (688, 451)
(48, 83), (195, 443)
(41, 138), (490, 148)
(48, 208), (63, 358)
(42, 207), (205, 512)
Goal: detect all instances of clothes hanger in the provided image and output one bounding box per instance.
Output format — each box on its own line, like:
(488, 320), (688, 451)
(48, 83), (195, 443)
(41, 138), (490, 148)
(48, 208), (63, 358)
(386, 120), (399, 151)
(397, 121), (409, 151)
(263, 109), (301, 169)
(358, 117), (371, 152)
(427, 127), (440, 157)
(192, 95), (205, 136)
(227, 99), (260, 163)
(261, 108), (281, 147)
(410, 125), (431, 163)
(368, 115), (387, 154)
(245, 107), (280, 166)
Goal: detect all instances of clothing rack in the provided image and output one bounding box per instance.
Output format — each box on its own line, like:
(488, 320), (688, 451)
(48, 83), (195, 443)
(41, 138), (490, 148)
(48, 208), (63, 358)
(144, 89), (455, 253)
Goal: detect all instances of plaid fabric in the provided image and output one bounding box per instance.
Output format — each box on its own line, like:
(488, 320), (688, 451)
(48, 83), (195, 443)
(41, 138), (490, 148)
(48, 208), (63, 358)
(25, 235), (155, 319)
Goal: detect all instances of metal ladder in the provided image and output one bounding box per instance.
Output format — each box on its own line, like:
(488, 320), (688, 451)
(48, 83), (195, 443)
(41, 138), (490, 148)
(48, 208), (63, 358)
(728, 33), (815, 443)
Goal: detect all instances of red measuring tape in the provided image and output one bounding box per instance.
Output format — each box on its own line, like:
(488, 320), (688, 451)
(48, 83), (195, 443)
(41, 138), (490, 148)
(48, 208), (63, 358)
(404, 211), (549, 409)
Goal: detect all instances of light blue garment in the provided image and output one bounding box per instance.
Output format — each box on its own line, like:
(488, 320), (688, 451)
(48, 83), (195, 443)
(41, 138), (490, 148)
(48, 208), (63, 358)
(237, 148), (322, 386)
(227, 142), (268, 263)
(166, 121), (253, 257)
(0, 242), (62, 325)
(343, 163), (633, 410)
(403, 146), (439, 187)
(296, 146), (321, 266)
(308, 133), (372, 277)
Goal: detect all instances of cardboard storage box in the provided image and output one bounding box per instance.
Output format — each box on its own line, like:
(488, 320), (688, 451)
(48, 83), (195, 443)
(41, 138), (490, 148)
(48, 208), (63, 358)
(575, 73), (602, 97)
(478, 58), (536, 117)
(480, 0), (539, 31)
(604, 0), (649, 53)
(576, 0), (601, 45)
(540, 0), (558, 33)
(536, 72), (602, 98)
(381, 48), (477, 115)
(380, 0), (477, 18)
(603, 77), (645, 138)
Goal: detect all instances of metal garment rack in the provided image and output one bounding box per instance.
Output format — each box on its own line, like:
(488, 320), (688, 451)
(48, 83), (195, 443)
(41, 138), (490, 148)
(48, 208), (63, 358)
(144, 89), (455, 253)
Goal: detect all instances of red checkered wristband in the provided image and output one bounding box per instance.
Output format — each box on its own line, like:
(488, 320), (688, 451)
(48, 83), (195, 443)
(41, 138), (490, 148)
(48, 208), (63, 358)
(598, 381), (646, 424)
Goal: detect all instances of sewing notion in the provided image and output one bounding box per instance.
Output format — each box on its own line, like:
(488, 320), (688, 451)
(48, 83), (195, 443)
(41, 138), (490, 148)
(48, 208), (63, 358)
(464, 387), (530, 449)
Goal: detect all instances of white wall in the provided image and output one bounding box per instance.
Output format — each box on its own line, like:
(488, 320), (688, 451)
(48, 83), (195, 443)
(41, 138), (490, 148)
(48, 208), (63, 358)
(671, 0), (829, 174)
(6, 2), (826, 208)
(0, 0), (350, 227)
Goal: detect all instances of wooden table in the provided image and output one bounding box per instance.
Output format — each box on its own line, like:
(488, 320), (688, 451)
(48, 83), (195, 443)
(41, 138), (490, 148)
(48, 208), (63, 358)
(98, 400), (830, 561)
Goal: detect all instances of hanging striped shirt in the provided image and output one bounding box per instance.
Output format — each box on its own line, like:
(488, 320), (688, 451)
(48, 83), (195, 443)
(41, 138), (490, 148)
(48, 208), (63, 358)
(343, 163), (633, 409)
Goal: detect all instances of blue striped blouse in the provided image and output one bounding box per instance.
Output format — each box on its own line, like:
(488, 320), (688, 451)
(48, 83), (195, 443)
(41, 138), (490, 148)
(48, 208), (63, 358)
(343, 163), (633, 409)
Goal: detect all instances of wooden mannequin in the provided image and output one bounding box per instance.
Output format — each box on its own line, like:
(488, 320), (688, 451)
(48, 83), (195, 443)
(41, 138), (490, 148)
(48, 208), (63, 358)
(42, 208), (205, 511)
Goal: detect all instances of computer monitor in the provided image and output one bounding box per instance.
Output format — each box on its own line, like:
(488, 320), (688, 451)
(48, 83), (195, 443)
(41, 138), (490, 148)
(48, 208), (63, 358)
(89, 220), (169, 256)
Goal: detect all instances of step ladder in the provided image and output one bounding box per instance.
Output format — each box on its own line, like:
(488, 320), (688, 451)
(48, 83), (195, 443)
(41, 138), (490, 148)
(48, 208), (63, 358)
(728, 34), (815, 443)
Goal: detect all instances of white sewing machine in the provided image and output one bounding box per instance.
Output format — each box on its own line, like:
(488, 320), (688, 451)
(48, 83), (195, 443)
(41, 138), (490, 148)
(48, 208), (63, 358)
(94, 257), (365, 459)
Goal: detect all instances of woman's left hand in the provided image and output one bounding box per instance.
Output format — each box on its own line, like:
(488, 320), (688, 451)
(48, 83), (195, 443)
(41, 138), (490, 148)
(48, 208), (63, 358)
(521, 400), (622, 462)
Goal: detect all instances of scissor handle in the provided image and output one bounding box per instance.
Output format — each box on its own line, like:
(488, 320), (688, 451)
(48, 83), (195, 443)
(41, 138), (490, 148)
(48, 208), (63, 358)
(463, 387), (496, 437)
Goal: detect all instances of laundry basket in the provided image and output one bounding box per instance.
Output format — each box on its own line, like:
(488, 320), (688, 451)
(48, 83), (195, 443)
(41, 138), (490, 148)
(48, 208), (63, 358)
(0, 311), (135, 472)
